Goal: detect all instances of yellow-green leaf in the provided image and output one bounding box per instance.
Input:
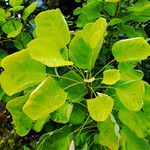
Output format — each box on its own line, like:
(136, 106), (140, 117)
(0, 50), (46, 96)
(112, 37), (150, 62)
(23, 77), (67, 120)
(102, 69), (120, 85)
(87, 93), (114, 121)
(28, 38), (73, 67)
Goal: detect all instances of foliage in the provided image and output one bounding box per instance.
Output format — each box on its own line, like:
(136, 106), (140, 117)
(0, 0), (150, 149)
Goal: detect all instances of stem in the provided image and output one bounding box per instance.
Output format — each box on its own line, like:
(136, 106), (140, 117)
(94, 59), (116, 78)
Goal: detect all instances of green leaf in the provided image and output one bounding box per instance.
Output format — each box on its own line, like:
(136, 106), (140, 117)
(69, 17), (107, 70)
(127, 0), (150, 22)
(14, 32), (32, 50)
(9, 0), (23, 6)
(51, 102), (73, 124)
(37, 126), (72, 150)
(35, 9), (70, 46)
(98, 115), (120, 150)
(109, 18), (122, 26)
(87, 93), (114, 121)
(121, 127), (150, 150)
(143, 83), (150, 114)
(33, 115), (50, 132)
(27, 38), (73, 67)
(6, 95), (32, 136)
(9, 6), (24, 12)
(102, 69), (120, 85)
(116, 80), (144, 111)
(119, 109), (150, 138)
(0, 49), (8, 63)
(119, 25), (147, 38)
(22, 2), (37, 21)
(2, 20), (22, 38)
(105, 0), (120, 2)
(0, 8), (6, 26)
(0, 49), (46, 96)
(118, 61), (144, 81)
(112, 37), (150, 62)
(59, 70), (86, 102)
(23, 77), (67, 120)
(70, 104), (87, 125)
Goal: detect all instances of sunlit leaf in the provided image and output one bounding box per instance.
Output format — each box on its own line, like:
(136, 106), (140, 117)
(28, 38), (73, 67)
(112, 37), (150, 62)
(87, 93), (114, 121)
(102, 69), (120, 85)
(23, 77), (67, 120)
(69, 17), (107, 70)
(0, 50), (46, 96)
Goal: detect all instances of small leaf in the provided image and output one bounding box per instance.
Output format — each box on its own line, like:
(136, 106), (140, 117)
(6, 95), (32, 136)
(14, 32), (32, 50)
(2, 20), (22, 38)
(9, 0), (23, 6)
(0, 8), (6, 26)
(22, 2), (37, 21)
(116, 80), (144, 111)
(87, 93), (114, 121)
(118, 61), (144, 81)
(119, 109), (150, 138)
(51, 102), (73, 124)
(0, 49), (46, 96)
(9, 6), (24, 12)
(33, 115), (50, 132)
(98, 115), (120, 150)
(121, 127), (150, 150)
(105, 0), (120, 2)
(112, 37), (150, 62)
(28, 38), (73, 67)
(102, 69), (120, 85)
(23, 77), (67, 120)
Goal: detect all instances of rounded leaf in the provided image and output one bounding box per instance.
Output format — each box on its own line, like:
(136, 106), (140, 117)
(87, 93), (114, 121)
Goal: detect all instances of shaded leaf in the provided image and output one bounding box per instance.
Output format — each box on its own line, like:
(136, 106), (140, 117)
(2, 20), (22, 38)
(98, 115), (120, 150)
(14, 32), (32, 50)
(51, 102), (73, 124)
(22, 2), (37, 21)
(119, 109), (150, 138)
(116, 80), (144, 111)
(6, 95), (32, 136)
(120, 127), (150, 150)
